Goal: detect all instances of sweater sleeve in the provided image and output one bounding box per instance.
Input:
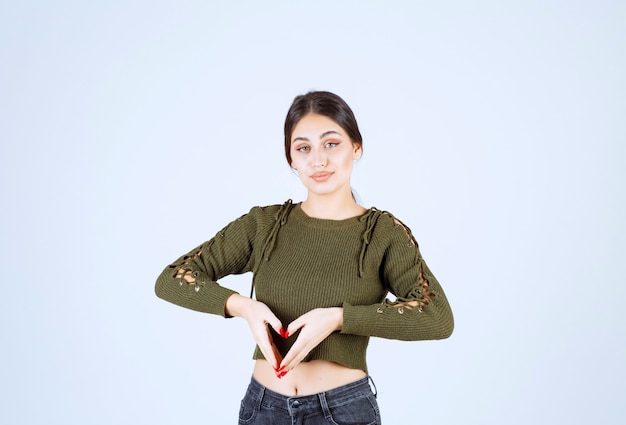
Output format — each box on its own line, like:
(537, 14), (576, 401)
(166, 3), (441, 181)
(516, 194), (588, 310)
(341, 218), (454, 341)
(154, 208), (261, 317)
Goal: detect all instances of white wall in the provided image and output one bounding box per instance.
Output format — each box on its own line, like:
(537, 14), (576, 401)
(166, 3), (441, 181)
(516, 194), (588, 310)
(1, 1), (624, 423)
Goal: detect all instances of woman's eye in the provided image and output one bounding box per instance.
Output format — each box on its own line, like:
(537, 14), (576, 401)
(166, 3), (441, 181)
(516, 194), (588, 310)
(325, 142), (339, 148)
(296, 146), (310, 152)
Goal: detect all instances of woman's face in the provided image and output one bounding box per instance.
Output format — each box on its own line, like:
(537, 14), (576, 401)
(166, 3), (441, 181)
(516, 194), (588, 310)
(289, 113), (361, 199)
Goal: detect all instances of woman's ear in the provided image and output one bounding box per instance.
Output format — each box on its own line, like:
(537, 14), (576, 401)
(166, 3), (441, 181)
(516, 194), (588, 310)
(353, 144), (362, 160)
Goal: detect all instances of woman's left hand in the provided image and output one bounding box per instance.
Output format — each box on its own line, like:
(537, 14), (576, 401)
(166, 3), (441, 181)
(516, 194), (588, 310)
(278, 307), (343, 373)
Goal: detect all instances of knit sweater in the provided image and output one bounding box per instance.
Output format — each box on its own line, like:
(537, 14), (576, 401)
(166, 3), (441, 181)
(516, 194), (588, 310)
(155, 200), (453, 372)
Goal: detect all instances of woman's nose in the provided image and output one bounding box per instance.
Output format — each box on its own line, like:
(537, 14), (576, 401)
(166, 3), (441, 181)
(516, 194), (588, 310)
(312, 149), (327, 167)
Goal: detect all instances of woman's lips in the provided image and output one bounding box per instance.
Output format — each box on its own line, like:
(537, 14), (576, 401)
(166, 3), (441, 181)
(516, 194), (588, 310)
(311, 172), (332, 182)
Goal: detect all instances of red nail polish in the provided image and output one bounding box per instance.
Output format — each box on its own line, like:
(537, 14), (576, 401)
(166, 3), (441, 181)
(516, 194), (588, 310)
(279, 328), (289, 339)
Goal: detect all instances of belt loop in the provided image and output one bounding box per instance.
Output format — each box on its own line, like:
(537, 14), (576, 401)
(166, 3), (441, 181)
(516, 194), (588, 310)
(253, 378), (266, 411)
(318, 392), (332, 419)
(368, 375), (378, 398)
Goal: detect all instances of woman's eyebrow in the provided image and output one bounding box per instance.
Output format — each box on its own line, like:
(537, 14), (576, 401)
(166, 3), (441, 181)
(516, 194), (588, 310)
(292, 130), (342, 144)
(320, 130), (342, 139)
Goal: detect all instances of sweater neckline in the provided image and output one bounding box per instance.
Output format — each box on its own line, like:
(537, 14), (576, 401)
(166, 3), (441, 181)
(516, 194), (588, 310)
(291, 203), (373, 228)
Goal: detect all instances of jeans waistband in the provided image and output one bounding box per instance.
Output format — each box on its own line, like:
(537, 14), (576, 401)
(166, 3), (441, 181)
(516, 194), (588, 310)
(246, 375), (375, 414)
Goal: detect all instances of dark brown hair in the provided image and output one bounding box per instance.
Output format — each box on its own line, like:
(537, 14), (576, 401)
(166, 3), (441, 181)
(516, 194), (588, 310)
(284, 91), (363, 165)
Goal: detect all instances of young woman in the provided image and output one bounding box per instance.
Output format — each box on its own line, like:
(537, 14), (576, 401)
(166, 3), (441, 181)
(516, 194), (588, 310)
(155, 91), (454, 424)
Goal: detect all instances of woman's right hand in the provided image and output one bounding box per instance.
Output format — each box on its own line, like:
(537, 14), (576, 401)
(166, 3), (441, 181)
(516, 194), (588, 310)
(225, 294), (283, 370)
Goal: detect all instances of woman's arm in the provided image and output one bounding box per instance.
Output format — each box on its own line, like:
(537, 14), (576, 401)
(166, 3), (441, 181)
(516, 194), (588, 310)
(154, 209), (260, 316)
(342, 218), (454, 341)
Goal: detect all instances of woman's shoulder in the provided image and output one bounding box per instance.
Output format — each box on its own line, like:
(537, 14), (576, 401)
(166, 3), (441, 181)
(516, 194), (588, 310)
(246, 199), (296, 221)
(367, 207), (419, 246)
(366, 206), (404, 227)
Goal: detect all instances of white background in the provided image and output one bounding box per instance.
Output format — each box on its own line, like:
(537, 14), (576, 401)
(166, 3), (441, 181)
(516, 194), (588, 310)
(1, 1), (624, 424)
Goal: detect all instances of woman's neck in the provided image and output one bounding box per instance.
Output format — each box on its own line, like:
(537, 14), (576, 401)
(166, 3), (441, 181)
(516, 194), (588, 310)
(301, 193), (366, 220)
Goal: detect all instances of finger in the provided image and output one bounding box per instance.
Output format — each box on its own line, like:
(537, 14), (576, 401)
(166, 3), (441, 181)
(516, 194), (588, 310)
(257, 343), (277, 370)
(279, 335), (313, 371)
(262, 313), (284, 337)
(268, 320), (284, 337)
(271, 342), (283, 369)
(256, 325), (280, 369)
(267, 326), (287, 370)
(285, 317), (306, 339)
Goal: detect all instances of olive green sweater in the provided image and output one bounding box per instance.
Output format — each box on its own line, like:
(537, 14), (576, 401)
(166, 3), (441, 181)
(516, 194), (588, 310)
(155, 200), (453, 372)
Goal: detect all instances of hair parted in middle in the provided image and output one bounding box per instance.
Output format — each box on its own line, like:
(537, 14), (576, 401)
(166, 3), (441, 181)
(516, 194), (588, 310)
(283, 91), (363, 166)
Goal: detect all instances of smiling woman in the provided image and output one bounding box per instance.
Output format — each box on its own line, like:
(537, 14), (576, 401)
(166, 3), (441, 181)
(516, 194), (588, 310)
(289, 113), (363, 216)
(155, 91), (454, 424)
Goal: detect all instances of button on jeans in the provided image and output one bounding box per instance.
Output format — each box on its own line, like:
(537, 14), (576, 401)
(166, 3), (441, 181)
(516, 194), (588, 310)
(238, 375), (381, 424)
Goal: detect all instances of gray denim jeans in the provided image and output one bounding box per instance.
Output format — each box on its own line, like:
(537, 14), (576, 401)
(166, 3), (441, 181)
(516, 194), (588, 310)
(238, 375), (381, 425)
